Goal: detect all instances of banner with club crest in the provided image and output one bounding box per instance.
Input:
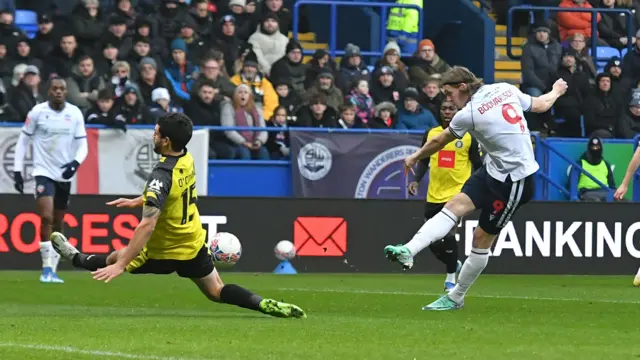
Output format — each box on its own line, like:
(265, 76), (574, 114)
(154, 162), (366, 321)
(291, 131), (430, 199)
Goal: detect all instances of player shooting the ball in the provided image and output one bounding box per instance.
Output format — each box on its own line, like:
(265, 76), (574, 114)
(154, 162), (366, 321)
(51, 112), (306, 318)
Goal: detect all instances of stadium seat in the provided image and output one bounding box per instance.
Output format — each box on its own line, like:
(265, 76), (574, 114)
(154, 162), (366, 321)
(621, 47), (629, 58)
(14, 9), (38, 34)
(589, 46), (621, 67)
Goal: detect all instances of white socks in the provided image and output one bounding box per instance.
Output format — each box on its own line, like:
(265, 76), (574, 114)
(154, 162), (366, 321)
(51, 250), (61, 273)
(448, 247), (489, 304)
(40, 241), (53, 269)
(405, 208), (458, 256)
(445, 273), (456, 284)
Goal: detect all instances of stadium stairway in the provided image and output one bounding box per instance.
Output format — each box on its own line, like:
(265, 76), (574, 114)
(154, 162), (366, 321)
(287, 32), (334, 64)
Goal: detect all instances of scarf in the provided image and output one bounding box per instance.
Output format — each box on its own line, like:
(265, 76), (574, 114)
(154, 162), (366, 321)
(235, 106), (260, 142)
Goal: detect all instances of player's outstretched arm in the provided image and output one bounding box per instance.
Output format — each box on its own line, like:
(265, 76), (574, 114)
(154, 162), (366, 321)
(106, 196), (144, 208)
(614, 146), (640, 200)
(530, 79), (568, 113)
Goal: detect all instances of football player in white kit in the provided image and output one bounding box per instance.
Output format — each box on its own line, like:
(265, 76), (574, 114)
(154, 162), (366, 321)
(384, 67), (568, 310)
(613, 144), (640, 287)
(13, 77), (88, 283)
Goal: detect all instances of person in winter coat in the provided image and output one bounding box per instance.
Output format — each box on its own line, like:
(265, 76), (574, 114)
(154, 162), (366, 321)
(605, 56), (629, 103)
(109, 61), (140, 99)
(369, 101), (397, 129)
(305, 68), (343, 112)
(66, 55), (105, 111)
(149, 87), (183, 121)
(113, 0), (139, 38)
(370, 66), (401, 104)
(346, 78), (374, 125)
(137, 57), (176, 105)
(135, 17), (166, 59)
(220, 84), (270, 160)
(221, 0), (253, 41)
(177, 20), (209, 65)
(269, 39), (307, 98)
(557, 0), (601, 42)
(336, 43), (370, 95)
(156, 0), (189, 42)
(215, 14), (244, 77)
(395, 87), (438, 131)
(0, 40), (12, 86)
(230, 51), (279, 119)
(71, 0), (105, 51)
(192, 56), (237, 100)
(0, 10), (26, 53)
(9, 65), (43, 121)
(294, 92), (338, 128)
(47, 33), (84, 79)
(418, 77), (444, 118)
(125, 36), (164, 82)
(10, 37), (43, 71)
(258, 0), (292, 35)
(31, 14), (59, 60)
(568, 32), (598, 80)
(550, 49), (591, 137)
(266, 105), (291, 158)
(403, 39), (451, 86)
(99, 15), (133, 58)
(273, 79), (302, 117)
(86, 88), (123, 130)
(520, 23), (563, 97)
(190, 0), (216, 41)
(304, 49), (337, 90)
(584, 73), (620, 137)
(621, 29), (640, 85)
(337, 103), (365, 129)
(598, 0), (635, 49)
(373, 41), (409, 90)
(164, 38), (199, 101)
(114, 85), (154, 124)
(247, 12), (288, 76)
(95, 42), (120, 81)
(617, 88), (640, 138)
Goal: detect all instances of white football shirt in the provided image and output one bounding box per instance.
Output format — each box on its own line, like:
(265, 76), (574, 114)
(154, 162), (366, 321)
(19, 102), (87, 182)
(448, 83), (539, 182)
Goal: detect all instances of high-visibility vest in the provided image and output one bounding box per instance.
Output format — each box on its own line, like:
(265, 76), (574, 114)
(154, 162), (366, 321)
(386, 0), (422, 34)
(577, 159), (609, 190)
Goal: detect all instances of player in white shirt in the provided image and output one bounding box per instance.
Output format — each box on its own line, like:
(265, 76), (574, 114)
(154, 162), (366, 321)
(384, 67), (568, 310)
(13, 78), (88, 283)
(613, 143), (640, 287)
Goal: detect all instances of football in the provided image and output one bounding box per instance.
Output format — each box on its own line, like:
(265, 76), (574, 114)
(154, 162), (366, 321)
(210, 232), (242, 268)
(274, 240), (296, 261)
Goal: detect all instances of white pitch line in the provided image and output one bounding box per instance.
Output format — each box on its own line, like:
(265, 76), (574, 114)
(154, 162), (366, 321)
(0, 343), (203, 360)
(276, 287), (640, 304)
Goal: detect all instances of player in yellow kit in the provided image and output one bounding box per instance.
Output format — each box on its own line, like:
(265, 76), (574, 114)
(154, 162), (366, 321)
(408, 100), (482, 291)
(51, 112), (306, 318)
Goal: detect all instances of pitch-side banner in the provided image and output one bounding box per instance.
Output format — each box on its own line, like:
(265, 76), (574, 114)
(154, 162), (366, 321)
(0, 128), (209, 195)
(290, 131), (429, 199)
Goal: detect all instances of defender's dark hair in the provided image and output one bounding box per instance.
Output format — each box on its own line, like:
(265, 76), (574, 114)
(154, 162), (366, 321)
(157, 112), (193, 152)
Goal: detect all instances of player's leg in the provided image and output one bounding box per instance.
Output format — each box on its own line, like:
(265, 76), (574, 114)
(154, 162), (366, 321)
(184, 246), (306, 318)
(34, 176), (57, 283)
(634, 265), (640, 287)
(47, 181), (72, 282)
(50, 231), (111, 271)
(422, 202), (462, 290)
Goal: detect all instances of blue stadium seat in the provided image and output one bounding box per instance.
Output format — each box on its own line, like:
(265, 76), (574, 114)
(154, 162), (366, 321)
(15, 9), (38, 34)
(621, 47), (629, 58)
(589, 46), (621, 67)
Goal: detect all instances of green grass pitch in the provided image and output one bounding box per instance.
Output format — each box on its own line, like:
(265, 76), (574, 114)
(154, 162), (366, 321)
(1, 271), (639, 360)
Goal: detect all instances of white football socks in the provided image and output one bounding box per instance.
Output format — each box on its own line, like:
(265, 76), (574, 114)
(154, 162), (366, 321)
(445, 273), (456, 284)
(448, 247), (490, 304)
(51, 250), (61, 273)
(40, 241), (53, 269)
(405, 208), (458, 256)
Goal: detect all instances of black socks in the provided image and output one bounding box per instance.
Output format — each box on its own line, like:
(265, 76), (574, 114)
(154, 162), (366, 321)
(220, 284), (263, 311)
(72, 253), (108, 271)
(429, 235), (459, 273)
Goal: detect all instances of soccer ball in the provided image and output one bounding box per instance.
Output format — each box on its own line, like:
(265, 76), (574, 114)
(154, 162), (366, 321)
(210, 232), (242, 268)
(274, 240), (296, 261)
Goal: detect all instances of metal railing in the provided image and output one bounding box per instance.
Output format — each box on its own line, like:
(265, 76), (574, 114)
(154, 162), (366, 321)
(292, 0), (424, 58)
(506, 5), (634, 62)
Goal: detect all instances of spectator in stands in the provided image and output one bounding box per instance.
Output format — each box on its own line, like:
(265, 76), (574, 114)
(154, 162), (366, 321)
(374, 41), (409, 90)
(305, 68), (344, 112)
(247, 12), (288, 76)
(71, 0), (105, 51)
(32, 14), (58, 59)
(184, 79), (225, 158)
(395, 87), (437, 130)
(126, 36), (163, 81)
(149, 87), (182, 121)
(371, 66), (400, 104)
(259, 0), (291, 35)
(337, 103), (365, 129)
(294, 92), (338, 128)
(404, 39), (451, 86)
(96, 42), (119, 81)
(568, 33), (598, 80)
(9, 63), (25, 88)
(114, 85), (153, 124)
(245, 0), (258, 18)
(86, 88), (122, 130)
(110, 61), (139, 98)
(369, 101), (397, 129)
(573, 136), (616, 201)
(273, 80), (302, 117)
(67, 55), (105, 111)
(304, 49), (336, 90)
(0, 1), (14, 14)
(230, 51), (278, 119)
(9, 65), (42, 121)
(101, 15), (133, 57)
(521, 23), (562, 98)
(0, 40), (11, 85)
(598, 0), (635, 49)
(220, 84), (269, 159)
(346, 78), (374, 125)
(224, 0), (252, 41)
(617, 88), (640, 137)
(0, 9), (25, 52)
(557, 0), (601, 43)
(178, 20), (208, 64)
(269, 39), (307, 98)
(418, 77), (444, 118)
(113, 0), (138, 37)
(215, 15), (243, 77)
(551, 48), (591, 137)
(11, 37), (43, 70)
(192, 56), (236, 100)
(136, 18), (166, 59)
(266, 105), (291, 158)
(618, 0), (640, 29)
(157, 0), (188, 42)
(605, 57), (628, 101)
(137, 56), (175, 105)
(48, 33), (84, 79)
(165, 38), (198, 101)
(584, 73), (619, 137)
(190, 0), (216, 41)
(337, 43), (370, 95)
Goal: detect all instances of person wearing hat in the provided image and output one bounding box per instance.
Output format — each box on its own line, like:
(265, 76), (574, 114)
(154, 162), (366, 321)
(269, 39), (307, 98)
(11, 37), (43, 71)
(99, 15), (133, 57)
(9, 64), (44, 121)
(225, 0), (252, 40)
(572, 135), (616, 202)
(114, 83), (153, 125)
(67, 55), (106, 111)
(303, 49), (336, 89)
(134, 17), (166, 58)
(305, 67), (344, 112)
(520, 22), (562, 99)
(373, 41), (409, 90)
(230, 50), (279, 119)
(246, 12), (288, 75)
(584, 73), (619, 138)
(404, 38), (451, 87)
(178, 18), (208, 64)
(369, 101), (398, 129)
(617, 88), (640, 138)
(191, 54), (236, 99)
(0, 9), (26, 52)
(157, 0), (189, 42)
(337, 43), (370, 95)
(214, 14), (242, 76)
(371, 66), (401, 104)
(113, 0), (139, 38)
(190, 0), (216, 40)
(164, 37), (199, 101)
(31, 14), (58, 60)
(71, 0), (106, 51)
(137, 56), (176, 105)
(150, 87), (182, 121)
(95, 41), (120, 80)
(395, 87), (437, 130)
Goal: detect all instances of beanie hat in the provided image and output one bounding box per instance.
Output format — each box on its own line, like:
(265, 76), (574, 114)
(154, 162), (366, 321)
(170, 38), (187, 53)
(133, 35), (150, 45)
(139, 57), (157, 69)
(263, 12), (279, 22)
(403, 87), (420, 101)
(383, 41), (401, 55)
(344, 43), (361, 58)
(418, 39), (434, 51)
(243, 50), (259, 68)
(630, 89), (640, 106)
(317, 67), (334, 80)
(312, 49), (328, 61)
(228, 0), (246, 8)
(286, 39), (302, 54)
(152, 87), (171, 102)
